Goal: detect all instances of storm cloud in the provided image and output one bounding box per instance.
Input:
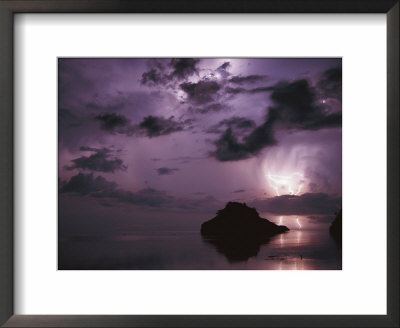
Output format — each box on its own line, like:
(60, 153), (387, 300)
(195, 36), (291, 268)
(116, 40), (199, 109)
(229, 74), (267, 85)
(216, 61), (231, 78)
(92, 113), (187, 138)
(169, 58), (200, 79)
(180, 80), (221, 105)
(140, 58), (200, 86)
(317, 67), (342, 101)
(60, 173), (219, 210)
(60, 173), (173, 207)
(211, 117), (277, 161)
(60, 172), (117, 195)
(140, 68), (166, 86)
(267, 79), (342, 130)
(211, 72), (342, 162)
(250, 193), (341, 215)
(94, 113), (129, 132)
(138, 115), (185, 137)
(206, 116), (256, 134)
(64, 147), (127, 173)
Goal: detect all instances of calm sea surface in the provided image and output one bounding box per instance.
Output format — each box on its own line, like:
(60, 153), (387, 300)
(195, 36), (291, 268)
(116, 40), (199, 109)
(59, 228), (341, 270)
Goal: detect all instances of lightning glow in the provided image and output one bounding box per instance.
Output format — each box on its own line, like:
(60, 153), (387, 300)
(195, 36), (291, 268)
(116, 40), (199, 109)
(266, 172), (305, 196)
(296, 217), (302, 229)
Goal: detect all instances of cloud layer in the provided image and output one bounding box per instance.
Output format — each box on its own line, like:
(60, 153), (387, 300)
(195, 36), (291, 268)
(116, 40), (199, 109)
(250, 193), (341, 215)
(60, 173), (219, 211)
(64, 147), (127, 173)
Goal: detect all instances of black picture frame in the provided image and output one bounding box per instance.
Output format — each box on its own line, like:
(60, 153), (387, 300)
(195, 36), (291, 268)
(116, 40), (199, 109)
(0, 1), (398, 327)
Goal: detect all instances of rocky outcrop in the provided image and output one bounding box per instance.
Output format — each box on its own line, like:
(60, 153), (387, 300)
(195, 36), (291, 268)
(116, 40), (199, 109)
(201, 202), (289, 237)
(201, 202), (289, 262)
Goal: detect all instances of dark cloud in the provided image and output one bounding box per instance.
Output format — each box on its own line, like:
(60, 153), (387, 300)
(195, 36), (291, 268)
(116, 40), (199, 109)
(64, 147), (127, 173)
(218, 62), (230, 70)
(138, 115), (184, 137)
(169, 58), (200, 79)
(216, 61), (231, 79)
(229, 75), (266, 85)
(268, 79), (341, 130)
(317, 67), (342, 100)
(225, 86), (247, 95)
(300, 112), (342, 130)
(140, 68), (165, 86)
(60, 172), (117, 195)
(91, 113), (186, 138)
(211, 128), (248, 161)
(140, 58), (200, 86)
(206, 116), (256, 134)
(224, 68), (341, 99)
(156, 167), (179, 175)
(250, 193), (341, 215)
(140, 60), (166, 86)
(232, 189), (245, 193)
(60, 173), (219, 210)
(61, 173), (173, 207)
(211, 76), (341, 162)
(140, 69), (157, 85)
(180, 80), (221, 105)
(94, 113), (129, 131)
(210, 118), (276, 161)
(224, 85), (273, 95)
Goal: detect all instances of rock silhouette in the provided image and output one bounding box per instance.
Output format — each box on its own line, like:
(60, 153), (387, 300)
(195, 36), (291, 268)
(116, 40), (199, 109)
(329, 209), (342, 249)
(201, 202), (289, 262)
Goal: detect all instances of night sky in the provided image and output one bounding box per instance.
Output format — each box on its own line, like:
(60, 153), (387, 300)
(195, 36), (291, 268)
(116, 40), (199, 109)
(58, 58), (342, 236)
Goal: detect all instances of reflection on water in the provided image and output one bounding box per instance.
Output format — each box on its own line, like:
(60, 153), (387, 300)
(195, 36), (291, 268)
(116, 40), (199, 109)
(201, 234), (272, 262)
(59, 229), (341, 270)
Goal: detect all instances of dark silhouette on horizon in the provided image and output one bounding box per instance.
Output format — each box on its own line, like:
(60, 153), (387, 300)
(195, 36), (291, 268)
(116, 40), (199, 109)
(201, 202), (289, 262)
(329, 209), (342, 249)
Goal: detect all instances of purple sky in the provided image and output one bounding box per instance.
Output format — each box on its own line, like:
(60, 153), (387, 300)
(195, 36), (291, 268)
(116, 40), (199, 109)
(58, 58), (342, 233)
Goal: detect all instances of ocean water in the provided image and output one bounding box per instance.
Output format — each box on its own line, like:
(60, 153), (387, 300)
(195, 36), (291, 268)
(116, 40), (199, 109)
(58, 228), (341, 270)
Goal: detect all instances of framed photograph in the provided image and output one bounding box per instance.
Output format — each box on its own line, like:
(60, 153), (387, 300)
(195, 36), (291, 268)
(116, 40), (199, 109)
(0, 1), (398, 327)
(57, 56), (343, 271)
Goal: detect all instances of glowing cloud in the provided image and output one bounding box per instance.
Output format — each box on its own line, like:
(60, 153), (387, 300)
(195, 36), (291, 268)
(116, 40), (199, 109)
(266, 172), (305, 196)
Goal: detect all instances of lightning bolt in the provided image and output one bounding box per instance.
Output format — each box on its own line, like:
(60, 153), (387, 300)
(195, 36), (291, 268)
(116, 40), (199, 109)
(267, 173), (283, 196)
(266, 172), (305, 196)
(296, 218), (302, 229)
